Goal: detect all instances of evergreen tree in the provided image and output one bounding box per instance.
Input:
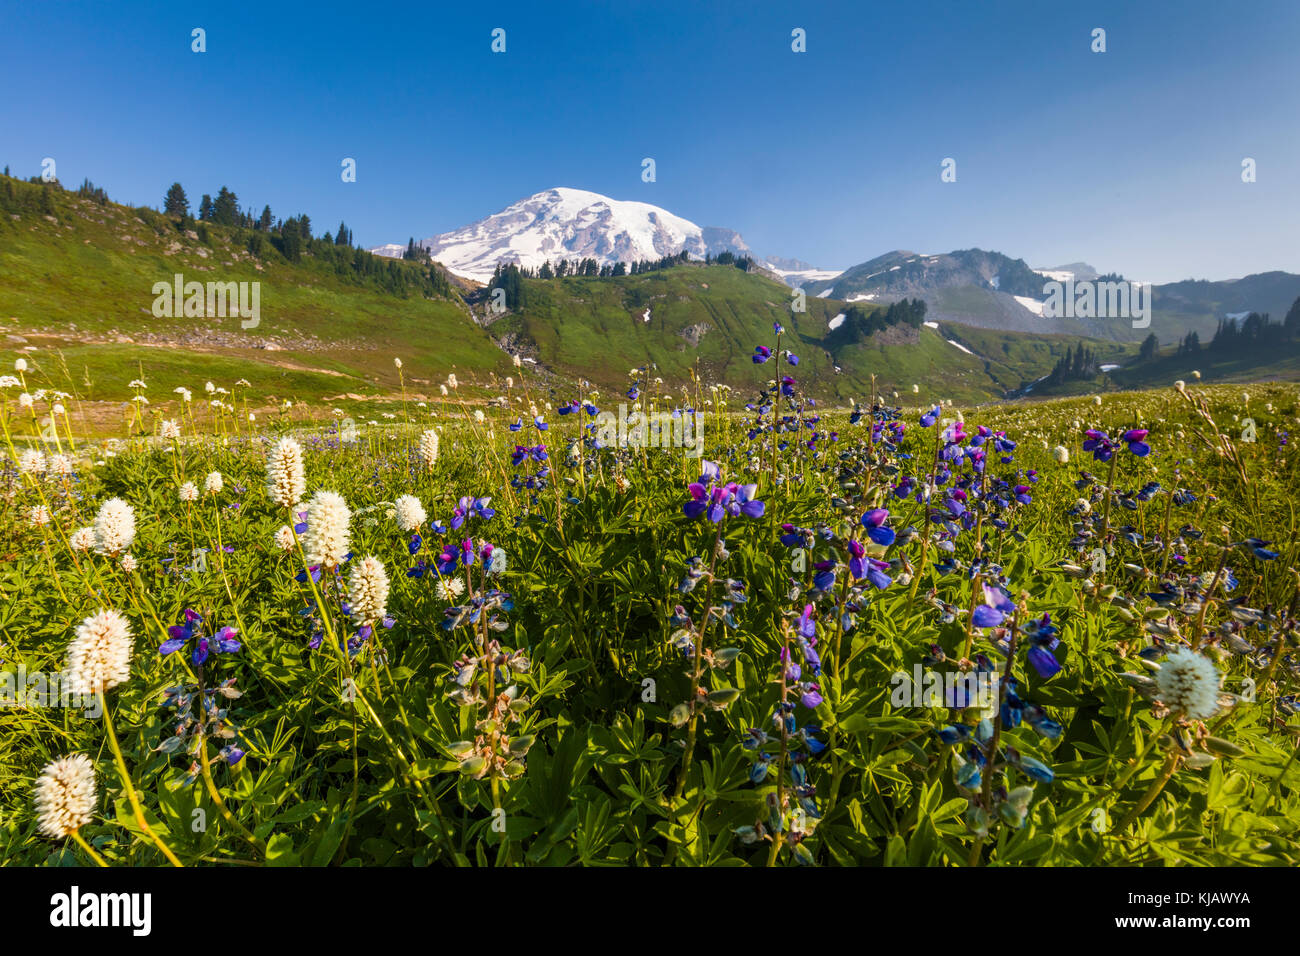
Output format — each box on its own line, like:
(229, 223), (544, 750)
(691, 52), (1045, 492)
(1138, 333), (1159, 361)
(281, 218), (302, 262)
(1285, 296), (1300, 338)
(163, 182), (189, 217)
(258, 205), (273, 231)
(198, 194), (213, 220)
(212, 186), (238, 226)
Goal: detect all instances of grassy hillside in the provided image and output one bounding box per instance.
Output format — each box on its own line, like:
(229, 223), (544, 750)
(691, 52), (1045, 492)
(0, 174), (509, 404)
(490, 265), (1118, 403)
(3, 171), (1292, 419)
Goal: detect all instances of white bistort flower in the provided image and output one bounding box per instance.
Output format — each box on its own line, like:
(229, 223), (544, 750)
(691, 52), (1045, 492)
(18, 448), (45, 474)
(347, 555), (390, 628)
(29, 505), (51, 527)
(274, 525), (296, 551)
(49, 453), (73, 476)
(266, 437), (306, 510)
(393, 494), (427, 532)
(1155, 647), (1221, 720)
(204, 471), (223, 494)
(70, 527), (96, 552)
(33, 754), (97, 839)
(1052, 445), (1069, 464)
(92, 497), (136, 555)
(436, 576), (466, 602)
(178, 482), (199, 503)
(418, 429), (439, 467)
(303, 491), (351, 569)
(119, 553), (137, 572)
(64, 608), (134, 696)
(159, 419), (181, 440)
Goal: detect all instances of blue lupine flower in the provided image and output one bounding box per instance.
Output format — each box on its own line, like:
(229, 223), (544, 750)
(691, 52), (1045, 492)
(1122, 429), (1150, 456)
(160, 609), (240, 665)
(860, 507), (895, 546)
(972, 584), (1016, 628)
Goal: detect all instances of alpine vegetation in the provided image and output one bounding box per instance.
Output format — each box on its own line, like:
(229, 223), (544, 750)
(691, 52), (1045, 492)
(2, 353), (1298, 870)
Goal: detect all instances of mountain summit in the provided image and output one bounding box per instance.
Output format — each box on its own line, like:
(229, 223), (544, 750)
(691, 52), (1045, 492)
(376, 187), (755, 282)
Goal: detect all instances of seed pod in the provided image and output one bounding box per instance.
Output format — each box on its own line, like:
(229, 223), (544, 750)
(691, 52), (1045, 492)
(1203, 736), (1246, 758)
(706, 687), (742, 709)
(713, 648), (742, 667)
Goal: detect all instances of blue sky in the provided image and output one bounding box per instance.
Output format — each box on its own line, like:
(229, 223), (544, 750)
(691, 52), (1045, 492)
(1, 0), (1296, 283)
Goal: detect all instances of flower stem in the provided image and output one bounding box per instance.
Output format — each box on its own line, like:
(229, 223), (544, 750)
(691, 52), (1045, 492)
(99, 690), (183, 867)
(70, 829), (109, 867)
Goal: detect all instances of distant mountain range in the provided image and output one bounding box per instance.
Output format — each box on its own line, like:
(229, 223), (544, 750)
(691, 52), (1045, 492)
(1, 170), (1294, 410)
(373, 188), (1300, 343)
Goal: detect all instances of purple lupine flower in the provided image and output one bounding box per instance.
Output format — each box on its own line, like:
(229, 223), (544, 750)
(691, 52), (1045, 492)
(683, 462), (764, 521)
(972, 584), (1016, 629)
(1122, 429), (1150, 456)
(847, 539), (866, 579)
(860, 508), (895, 546)
(864, 557), (892, 590)
(799, 683), (823, 709)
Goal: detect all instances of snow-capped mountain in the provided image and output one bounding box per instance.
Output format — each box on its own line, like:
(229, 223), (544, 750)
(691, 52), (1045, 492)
(373, 187), (759, 282)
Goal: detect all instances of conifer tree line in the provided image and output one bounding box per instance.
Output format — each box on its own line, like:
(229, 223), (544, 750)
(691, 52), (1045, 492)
(493, 249), (702, 283)
(1208, 304), (1300, 352)
(0, 168), (451, 300)
(488, 249), (764, 290)
(825, 298), (928, 349)
(1174, 331), (1202, 355)
(1043, 342), (1102, 386)
(165, 181), (451, 298)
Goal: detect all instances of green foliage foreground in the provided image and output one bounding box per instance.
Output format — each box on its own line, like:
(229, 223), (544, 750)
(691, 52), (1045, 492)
(2, 373), (1299, 867)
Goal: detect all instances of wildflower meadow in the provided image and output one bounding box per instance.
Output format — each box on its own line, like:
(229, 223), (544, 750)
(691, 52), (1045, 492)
(3, 352), (1298, 868)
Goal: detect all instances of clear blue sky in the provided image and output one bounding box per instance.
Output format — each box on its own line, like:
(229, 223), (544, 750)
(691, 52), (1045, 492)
(1, 0), (1296, 283)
